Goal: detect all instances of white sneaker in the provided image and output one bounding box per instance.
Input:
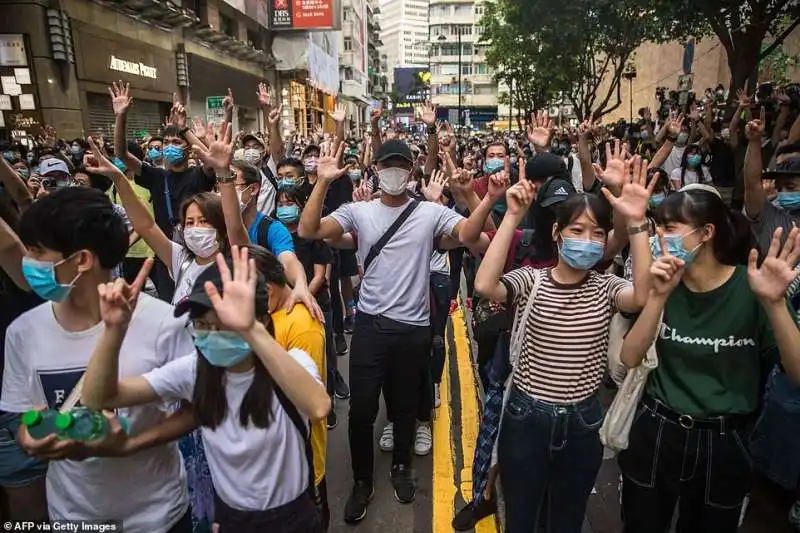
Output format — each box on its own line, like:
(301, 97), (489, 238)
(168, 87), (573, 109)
(379, 422), (394, 452)
(414, 423), (432, 456)
(434, 383), (441, 408)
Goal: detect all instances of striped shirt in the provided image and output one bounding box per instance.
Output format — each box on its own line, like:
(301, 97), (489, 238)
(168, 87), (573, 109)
(501, 267), (630, 403)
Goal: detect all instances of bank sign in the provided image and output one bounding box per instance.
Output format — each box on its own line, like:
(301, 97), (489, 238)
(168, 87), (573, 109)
(109, 55), (157, 79)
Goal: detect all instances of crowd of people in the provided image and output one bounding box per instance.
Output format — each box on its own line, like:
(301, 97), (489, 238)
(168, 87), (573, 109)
(0, 79), (798, 533)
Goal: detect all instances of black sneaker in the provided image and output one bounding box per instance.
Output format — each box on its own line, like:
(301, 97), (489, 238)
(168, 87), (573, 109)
(334, 376), (351, 399)
(452, 498), (497, 531)
(327, 409), (337, 430)
(335, 335), (348, 356)
(344, 479), (374, 523)
(390, 464), (415, 504)
(344, 315), (355, 333)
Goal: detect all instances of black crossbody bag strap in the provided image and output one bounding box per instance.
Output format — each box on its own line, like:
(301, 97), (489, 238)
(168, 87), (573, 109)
(275, 386), (317, 499)
(363, 201), (420, 273)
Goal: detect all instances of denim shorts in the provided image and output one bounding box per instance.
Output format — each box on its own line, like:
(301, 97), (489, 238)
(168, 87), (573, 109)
(0, 411), (48, 487)
(749, 369), (800, 490)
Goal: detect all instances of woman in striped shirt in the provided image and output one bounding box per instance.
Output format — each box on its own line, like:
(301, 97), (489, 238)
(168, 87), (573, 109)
(474, 155), (653, 533)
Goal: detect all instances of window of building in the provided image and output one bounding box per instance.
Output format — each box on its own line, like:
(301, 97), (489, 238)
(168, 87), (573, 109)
(247, 29), (262, 50)
(343, 7), (351, 21)
(344, 37), (353, 51)
(441, 63), (458, 76)
(474, 26), (483, 37)
(462, 64), (473, 75)
(441, 43), (459, 56)
(475, 4), (484, 15)
(460, 25), (472, 36)
(344, 67), (354, 81)
(474, 85), (496, 95)
(462, 44), (473, 55)
(219, 13), (236, 38)
(475, 63), (489, 75)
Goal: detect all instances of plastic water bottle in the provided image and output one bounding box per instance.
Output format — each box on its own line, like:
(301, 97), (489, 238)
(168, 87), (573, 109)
(21, 409), (60, 440)
(54, 408), (130, 441)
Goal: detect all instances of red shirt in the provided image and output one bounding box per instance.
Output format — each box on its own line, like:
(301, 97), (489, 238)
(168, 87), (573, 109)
(483, 229), (558, 273)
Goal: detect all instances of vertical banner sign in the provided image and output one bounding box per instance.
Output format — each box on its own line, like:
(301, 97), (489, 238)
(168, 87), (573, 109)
(206, 96), (225, 126)
(270, 0), (335, 30)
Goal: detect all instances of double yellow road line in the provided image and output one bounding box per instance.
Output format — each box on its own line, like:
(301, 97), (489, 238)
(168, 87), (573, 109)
(432, 305), (499, 533)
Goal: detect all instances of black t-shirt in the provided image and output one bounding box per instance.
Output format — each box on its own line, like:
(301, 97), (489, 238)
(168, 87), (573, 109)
(291, 233), (332, 310)
(0, 275), (42, 388)
(709, 138), (736, 187)
(135, 164), (215, 234)
(296, 175), (353, 217)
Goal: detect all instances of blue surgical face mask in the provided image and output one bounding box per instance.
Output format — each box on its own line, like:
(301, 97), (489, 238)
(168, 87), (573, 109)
(193, 330), (251, 368)
(112, 158), (127, 174)
(17, 168), (29, 179)
(22, 255), (81, 302)
(27, 154), (35, 164)
(483, 158), (504, 175)
(163, 145), (186, 166)
(277, 178), (297, 191)
(3, 151), (14, 162)
(276, 204), (301, 224)
(559, 237), (605, 270)
(147, 148), (163, 161)
(649, 228), (702, 266)
(70, 145), (83, 155)
(687, 154), (702, 168)
(776, 191), (800, 210)
(348, 170), (362, 182)
(648, 192), (666, 208)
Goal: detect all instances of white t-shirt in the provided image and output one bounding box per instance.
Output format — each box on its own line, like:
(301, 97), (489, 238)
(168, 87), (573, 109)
(143, 348), (321, 511)
(330, 198), (463, 326)
(0, 295), (192, 533)
(669, 166), (712, 187)
(661, 145), (686, 176)
(256, 156), (278, 216)
(170, 241), (214, 304)
(430, 250), (449, 276)
(567, 153), (583, 192)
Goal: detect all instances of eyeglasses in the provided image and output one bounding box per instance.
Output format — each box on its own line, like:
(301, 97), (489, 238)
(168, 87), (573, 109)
(186, 319), (222, 334)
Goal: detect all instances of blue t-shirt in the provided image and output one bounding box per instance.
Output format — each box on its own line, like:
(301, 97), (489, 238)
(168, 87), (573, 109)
(247, 212), (295, 256)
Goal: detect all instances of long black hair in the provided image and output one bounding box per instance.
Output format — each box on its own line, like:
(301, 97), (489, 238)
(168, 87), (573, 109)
(192, 245), (281, 430)
(654, 189), (753, 265)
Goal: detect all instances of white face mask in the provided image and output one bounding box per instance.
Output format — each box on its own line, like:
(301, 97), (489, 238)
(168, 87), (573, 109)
(378, 167), (410, 196)
(184, 227), (219, 258)
(243, 148), (262, 166)
(236, 185), (253, 212)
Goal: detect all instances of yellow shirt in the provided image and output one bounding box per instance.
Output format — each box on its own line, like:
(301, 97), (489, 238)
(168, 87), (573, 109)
(108, 182), (155, 259)
(271, 305), (327, 487)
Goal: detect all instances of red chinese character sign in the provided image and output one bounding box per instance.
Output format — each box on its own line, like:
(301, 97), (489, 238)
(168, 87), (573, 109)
(270, 0), (338, 30)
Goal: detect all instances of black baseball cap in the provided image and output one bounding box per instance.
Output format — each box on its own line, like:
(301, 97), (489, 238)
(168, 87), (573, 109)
(174, 261), (269, 319)
(525, 153), (569, 182)
(375, 139), (414, 163)
(302, 144), (321, 157)
(538, 177), (576, 207)
(763, 156), (800, 180)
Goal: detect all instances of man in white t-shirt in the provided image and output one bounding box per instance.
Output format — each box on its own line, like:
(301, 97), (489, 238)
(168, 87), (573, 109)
(2, 187), (192, 533)
(299, 138), (468, 523)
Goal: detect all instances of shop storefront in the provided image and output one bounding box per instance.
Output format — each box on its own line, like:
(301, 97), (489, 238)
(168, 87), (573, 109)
(282, 79), (335, 138)
(0, 33), (42, 145)
(435, 106), (499, 129)
(186, 54), (265, 133)
(73, 22), (177, 140)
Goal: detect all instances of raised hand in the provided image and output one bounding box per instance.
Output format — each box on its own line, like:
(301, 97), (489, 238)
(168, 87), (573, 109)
(736, 89), (753, 109)
(223, 88), (234, 116)
(748, 227), (800, 304)
(168, 93), (187, 128)
(527, 110), (554, 148)
(329, 103), (347, 123)
(205, 247), (257, 333)
(506, 179), (535, 217)
(257, 82), (271, 108)
(601, 155), (656, 222)
(192, 117), (207, 143)
(421, 169), (450, 203)
(650, 229), (685, 297)
(98, 259), (153, 328)
(420, 102), (437, 126)
(268, 104), (282, 126)
(592, 139), (627, 193)
(84, 136), (125, 178)
(487, 159), (510, 201)
(745, 107), (766, 142)
(316, 137), (346, 182)
(688, 103), (700, 122)
(352, 181), (372, 202)
(370, 106), (382, 122)
(312, 124), (323, 144)
(667, 111), (685, 136)
(195, 122), (233, 172)
(108, 81), (133, 116)
(775, 89), (791, 106)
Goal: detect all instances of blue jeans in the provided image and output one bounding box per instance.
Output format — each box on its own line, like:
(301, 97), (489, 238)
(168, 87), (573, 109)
(498, 386), (604, 533)
(0, 412), (47, 488)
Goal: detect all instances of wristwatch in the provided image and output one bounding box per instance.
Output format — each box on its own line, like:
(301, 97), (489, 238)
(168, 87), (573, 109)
(628, 220), (650, 236)
(216, 174), (234, 184)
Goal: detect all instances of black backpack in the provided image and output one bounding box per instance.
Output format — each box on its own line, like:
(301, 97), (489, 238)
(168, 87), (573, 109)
(256, 215), (275, 250)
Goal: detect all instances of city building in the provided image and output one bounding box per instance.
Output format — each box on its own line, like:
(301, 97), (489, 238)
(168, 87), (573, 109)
(379, 0), (429, 89)
(0, 0), (275, 142)
(338, 0), (369, 131)
(428, 0), (498, 128)
(366, 0), (387, 103)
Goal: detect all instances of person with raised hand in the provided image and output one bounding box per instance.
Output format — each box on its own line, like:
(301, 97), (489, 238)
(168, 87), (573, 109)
(80, 245), (329, 533)
(616, 184), (800, 533)
(5, 187), (195, 532)
(299, 136), (471, 522)
(473, 141), (652, 531)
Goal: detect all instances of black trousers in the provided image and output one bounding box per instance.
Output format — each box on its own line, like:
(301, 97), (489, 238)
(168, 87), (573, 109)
(348, 313), (431, 480)
(151, 256), (175, 303)
(122, 257), (159, 287)
(329, 252), (345, 337)
(618, 396), (753, 533)
(214, 491), (322, 533)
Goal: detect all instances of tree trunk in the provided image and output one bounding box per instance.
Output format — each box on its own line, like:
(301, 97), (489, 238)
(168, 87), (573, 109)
(726, 31), (765, 97)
